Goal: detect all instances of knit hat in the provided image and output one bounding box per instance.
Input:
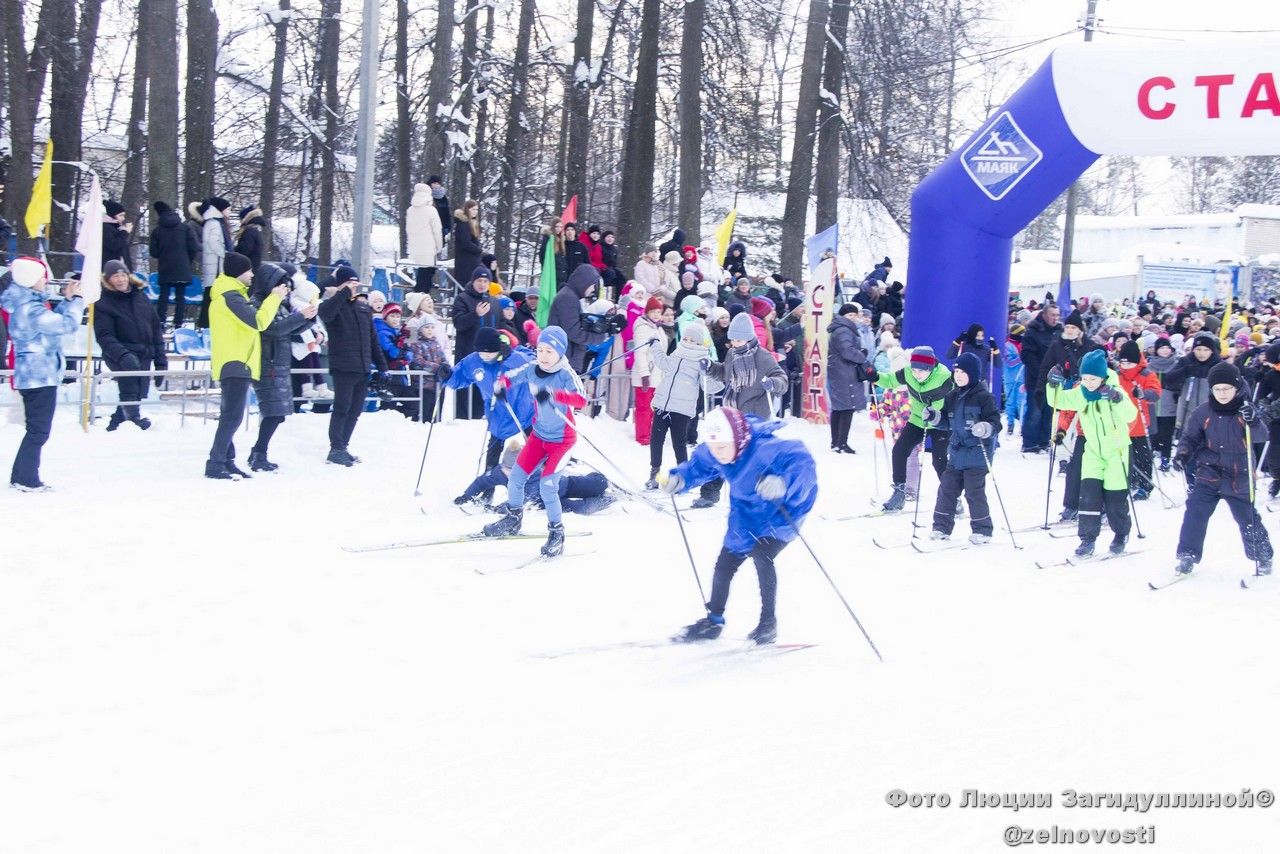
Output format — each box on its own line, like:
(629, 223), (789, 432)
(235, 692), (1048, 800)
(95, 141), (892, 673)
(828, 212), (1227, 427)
(954, 352), (982, 382)
(838, 303), (859, 317)
(333, 266), (358, 286)
(152, 201), (172, 216)
(1063, 309), (1085, 332)
(381, 304), (402, 319)
(494, 296), (512, 311)
(474, 327), (503, 354)
(728, 312), (756, 342)
(539, 325), (569, 357)
(1009, 323), (1026, 338)
(104, 200), (126, 217)
(909, 346), (938, 370)
(523, 320), (541, 348)
(487, 282), (503, 297)
(405, 292), (427, 314)
(471, 265), (492, 283)
(750, 296), (774, 319)
(102, 259), (129, 281)
(679, 295), (703, 316)
(879, 314), (896, 328)
(664, 251), (682, 265)
(223, 252), (252, 279)
(1117, 340), (1142, 364)
(585, 298), (614, 315)
(682, 319), (709, 346)
(1252, 332), (1265, 345)
(644, 296), (664, 313)
(703, 406), (751, 460)
(1080, 349), (1109, 379)
(1154, 337), (1174, 356)
(1192, 332), (1218, 352)
(497, 328), (519, 351)
(1208, 360), (1242, 389)
(1266, 341), (1280, 363)
(709, 306), (730, 325)
(206, 196), (231, 213)
(642, 242), (658, 255)
(7, 256), (49, 288)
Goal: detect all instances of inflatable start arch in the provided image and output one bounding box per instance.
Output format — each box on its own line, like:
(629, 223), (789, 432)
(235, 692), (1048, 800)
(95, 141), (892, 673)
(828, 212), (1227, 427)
(904, 41), (1280, 382)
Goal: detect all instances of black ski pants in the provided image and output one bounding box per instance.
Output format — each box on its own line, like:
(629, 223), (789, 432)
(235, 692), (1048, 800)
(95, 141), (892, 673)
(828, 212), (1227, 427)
(11, 386), (56, 488)
(328, 371), (370, 451)
(830, 409), (854, 448)
(1064, 435), (1086, 511)
(650, 409), (691, 470)
(1129, 436), (1154, 492)
(1176, 485), (1273, 563)
(891, 422), (948, 485)
(707, 538), (787, 621)
(208, 376), (250, 464)
(933, 467), (993, 536)
(1078, 478), (1131, 543)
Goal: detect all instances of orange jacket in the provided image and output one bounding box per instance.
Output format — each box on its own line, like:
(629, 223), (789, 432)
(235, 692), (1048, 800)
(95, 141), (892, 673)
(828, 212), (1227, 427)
(1117, 356), (1163, 438)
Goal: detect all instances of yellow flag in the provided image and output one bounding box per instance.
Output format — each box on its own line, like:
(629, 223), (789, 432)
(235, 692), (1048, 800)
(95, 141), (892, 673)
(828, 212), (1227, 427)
(714, 209), (737, 267)
(1219, 293), (1233, 355)
(25, 139), (53, 239)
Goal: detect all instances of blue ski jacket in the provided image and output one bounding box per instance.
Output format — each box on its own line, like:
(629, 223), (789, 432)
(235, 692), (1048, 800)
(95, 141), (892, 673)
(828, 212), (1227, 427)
(670, 417), (818, 555)
(444, 348), (535, 440)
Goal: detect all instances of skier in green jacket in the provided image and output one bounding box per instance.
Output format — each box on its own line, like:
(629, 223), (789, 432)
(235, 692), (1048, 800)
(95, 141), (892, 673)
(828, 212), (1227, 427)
(869, 345), (954, 512)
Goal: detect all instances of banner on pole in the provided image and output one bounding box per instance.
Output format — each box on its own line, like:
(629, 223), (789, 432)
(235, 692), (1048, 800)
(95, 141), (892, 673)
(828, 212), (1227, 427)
(803, 224), (839, 424)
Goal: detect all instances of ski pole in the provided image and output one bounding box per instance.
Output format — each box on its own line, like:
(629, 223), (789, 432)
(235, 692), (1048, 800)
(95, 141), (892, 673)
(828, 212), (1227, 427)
(412, 386), (447, 497)
(1134, 397), (1182, 509)
(1244, 421), (1265, 577)
(1042, 401), (1061, 529)
(776, 504), (883, 663)
(911, 423), (930, 534)
(978, 436), (1020, 550)
(670, 493), (708, 606)
(476, 424), (490, 476)
(1111, 405), (1146, 541)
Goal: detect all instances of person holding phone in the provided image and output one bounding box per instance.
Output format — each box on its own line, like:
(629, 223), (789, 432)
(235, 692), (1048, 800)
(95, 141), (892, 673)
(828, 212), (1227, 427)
(318, 266), (388, 465)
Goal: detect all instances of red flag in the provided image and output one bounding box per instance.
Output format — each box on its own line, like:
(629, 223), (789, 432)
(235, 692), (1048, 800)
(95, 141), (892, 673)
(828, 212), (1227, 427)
(560, 195), (578, 227)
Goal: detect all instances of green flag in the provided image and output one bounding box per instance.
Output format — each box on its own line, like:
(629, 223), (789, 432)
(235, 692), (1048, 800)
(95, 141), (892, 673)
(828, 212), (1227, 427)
(536, 236), (556, 327)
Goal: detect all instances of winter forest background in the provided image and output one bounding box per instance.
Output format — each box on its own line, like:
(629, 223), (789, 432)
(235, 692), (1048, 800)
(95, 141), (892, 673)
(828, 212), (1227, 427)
(3, 0), (1279, 284)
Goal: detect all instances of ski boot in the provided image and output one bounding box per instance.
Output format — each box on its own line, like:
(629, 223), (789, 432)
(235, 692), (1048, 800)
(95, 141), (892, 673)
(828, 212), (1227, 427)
(1058, 508), (1078, 523)
(204, 461), (237, 480)
(835, 443), (856, 454)
(747, 616), (777, 646)
(1174, 553), (1196, 575)
(1159, 456), (1172, 474)
(1131, 487), (1149, 501)
(326, 447), (355, 467)
(1074, 539), (1095, 558)
(929, 530), (948, 541)
(1270, 479), (1280, 500)
(225, 459), (252, 479)
(247, 450), (278, 472)
(1255, 560), (1273, 576)
(969, 532), (992, 545)
(1006, 422), (1015, 436)
(644, 468), (659, 491)
(1109, 534), (1127, 555)
(690, 496), (718, 509)
(882, 483), (908, 513)
(482, 506), (523, 538)
(541, 522), (565, 557)
(676, 614), (724, 642)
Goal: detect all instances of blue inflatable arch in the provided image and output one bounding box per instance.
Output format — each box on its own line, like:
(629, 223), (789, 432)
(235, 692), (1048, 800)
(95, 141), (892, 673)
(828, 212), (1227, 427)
(904, 41), (1280, 384)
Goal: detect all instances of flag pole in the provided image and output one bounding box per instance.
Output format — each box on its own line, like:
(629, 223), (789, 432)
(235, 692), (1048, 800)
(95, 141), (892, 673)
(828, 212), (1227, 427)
(81, 303), (95, 431)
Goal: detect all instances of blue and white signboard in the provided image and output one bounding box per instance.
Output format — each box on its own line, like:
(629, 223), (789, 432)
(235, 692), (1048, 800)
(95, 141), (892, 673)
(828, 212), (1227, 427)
(960, 111), (1044, 201)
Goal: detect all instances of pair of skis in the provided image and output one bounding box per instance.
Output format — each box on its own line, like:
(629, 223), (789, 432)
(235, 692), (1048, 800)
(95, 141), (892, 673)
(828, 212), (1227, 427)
(533, 638), (817, 660)
(341, 531), (592, 554)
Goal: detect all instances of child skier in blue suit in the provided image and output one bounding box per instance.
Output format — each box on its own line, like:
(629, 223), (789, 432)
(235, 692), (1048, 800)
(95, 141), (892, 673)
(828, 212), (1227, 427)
(663, 406), (818, 644)
(481, 326), (589, 556)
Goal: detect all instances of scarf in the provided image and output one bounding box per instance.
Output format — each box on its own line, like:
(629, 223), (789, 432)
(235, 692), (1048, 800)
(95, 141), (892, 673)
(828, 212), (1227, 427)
(727, 339), (759, 393)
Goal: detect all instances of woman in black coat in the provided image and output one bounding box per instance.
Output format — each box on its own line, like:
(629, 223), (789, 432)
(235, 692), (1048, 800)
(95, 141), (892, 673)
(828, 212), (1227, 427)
(102, 200), (135, 271)
(247, 263), (317, 471)
(452, 200), (484, 287)
(94, 260), (166, 430)
(234, 205), (266, 275)
(562, 223), (590, 279)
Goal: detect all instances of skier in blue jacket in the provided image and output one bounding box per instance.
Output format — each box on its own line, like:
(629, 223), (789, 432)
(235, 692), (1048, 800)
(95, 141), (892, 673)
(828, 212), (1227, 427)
(439, 326), (536, 483)
(663, 406), (818, 644)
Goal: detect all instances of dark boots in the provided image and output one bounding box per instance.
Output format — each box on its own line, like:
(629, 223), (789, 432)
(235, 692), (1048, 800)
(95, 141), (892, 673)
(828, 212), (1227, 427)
(676, 614), (725, 642)
(882, 483), (907, 512)
(482, 506), (523, 538)
(747, 616), (777, 645)
(248, 450), (278, 472)
(542, 522), (565, 557)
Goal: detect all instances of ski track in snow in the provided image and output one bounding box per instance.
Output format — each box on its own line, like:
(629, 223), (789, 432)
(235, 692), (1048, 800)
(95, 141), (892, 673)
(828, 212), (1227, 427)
(2, 405), (1278, 852)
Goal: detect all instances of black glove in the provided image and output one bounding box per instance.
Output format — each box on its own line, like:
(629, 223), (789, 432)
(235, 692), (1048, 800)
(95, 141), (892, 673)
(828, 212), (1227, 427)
(648, 338), (661, 348)
(535, 388), (552, 404)
(698, 358), (711, 372)
(989, 340), (1000, 351)
(923, 406), (943, 428)
(1047, 365), (1065, 387)
(120, 353), (142, 372)
(436, 363), (454, 381)
(1053, 430), (1066, 446)
(1241, 400), (1258, 422)
(1172, 455), (1187, 472)
(1103, 385), (1124, 404)
(864, 366), (879, 382)
(492, 380), (507, 400)
(153, 358), (168, 388)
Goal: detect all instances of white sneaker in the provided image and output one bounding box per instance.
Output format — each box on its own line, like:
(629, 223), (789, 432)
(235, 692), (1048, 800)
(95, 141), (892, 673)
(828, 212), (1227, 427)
(313, 383), (334, 400)
(929, 530), (948, 541)
(301, 382), (317, 399)
(10, 482), (53, 493)
(969, 533), (992, 545)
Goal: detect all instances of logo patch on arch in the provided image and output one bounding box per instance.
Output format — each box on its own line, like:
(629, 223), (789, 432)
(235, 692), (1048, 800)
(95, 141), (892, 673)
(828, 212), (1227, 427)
(961, 111), (1043, 201)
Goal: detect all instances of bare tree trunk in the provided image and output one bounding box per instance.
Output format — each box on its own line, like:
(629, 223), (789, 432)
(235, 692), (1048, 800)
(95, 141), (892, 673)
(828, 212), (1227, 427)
(317, 0), (341, 266)
(469, 3), (495, 201)
(553, 72), (570, 209)
(678, 0), (704, 244)
(814, 0), (850, 234)
(493, 0), (534, 270)
(259, 1), (291, 255)
(781, 0), (830, 282)
(121, 2), (150, 219)
(48, 0), (103, 264)
(617, 0), (659, 266)
(147, 0), (180, 227)
(564, 0), (594, 209)
(1, 0), (57, 251)
(184, 0), (218, 202)
(421, 0), (455, 182)
(449, 0), (479, 197)
(395, 0), (411, 257)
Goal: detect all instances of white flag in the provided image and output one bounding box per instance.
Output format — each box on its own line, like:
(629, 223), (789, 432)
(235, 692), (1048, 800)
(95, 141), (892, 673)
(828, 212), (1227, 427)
(74, 173), (104, 304)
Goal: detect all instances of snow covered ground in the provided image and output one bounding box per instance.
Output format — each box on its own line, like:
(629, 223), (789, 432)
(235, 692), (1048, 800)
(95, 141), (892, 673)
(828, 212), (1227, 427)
(2, 400), (1279, 853)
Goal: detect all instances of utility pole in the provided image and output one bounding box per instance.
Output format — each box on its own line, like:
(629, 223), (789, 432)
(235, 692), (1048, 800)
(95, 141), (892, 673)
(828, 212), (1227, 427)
(350, 0), (380, 282)
(1058, 0), (1099, 295)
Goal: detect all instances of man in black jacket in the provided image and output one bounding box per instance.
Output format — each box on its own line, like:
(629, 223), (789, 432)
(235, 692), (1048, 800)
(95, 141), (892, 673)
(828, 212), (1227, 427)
(94, 259), (167, 430)
(149, 201), (200, 328)
(1040, 309), (1100, 520)
(1019, 303), (1061, 453)
(450, 265), (500, 418)
(547, 263), (602, 371)
(318, 267), (388, 465)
